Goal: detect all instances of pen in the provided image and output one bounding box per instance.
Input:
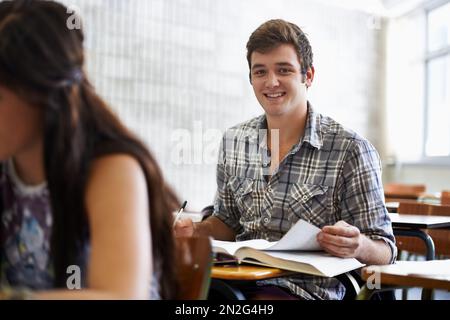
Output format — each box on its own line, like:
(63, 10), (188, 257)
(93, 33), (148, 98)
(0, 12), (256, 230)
(173, 200), (187, 227)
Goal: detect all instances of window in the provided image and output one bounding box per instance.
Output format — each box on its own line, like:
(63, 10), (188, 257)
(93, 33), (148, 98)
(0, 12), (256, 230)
(424, 2), (450, 159)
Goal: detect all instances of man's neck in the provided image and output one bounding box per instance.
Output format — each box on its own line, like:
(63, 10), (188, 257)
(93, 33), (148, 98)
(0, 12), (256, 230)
(265, 104), (308, 173)
(266, 105), (308, 148)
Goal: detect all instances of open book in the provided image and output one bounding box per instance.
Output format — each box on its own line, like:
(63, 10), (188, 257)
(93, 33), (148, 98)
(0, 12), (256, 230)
(213, 220), (364, 278)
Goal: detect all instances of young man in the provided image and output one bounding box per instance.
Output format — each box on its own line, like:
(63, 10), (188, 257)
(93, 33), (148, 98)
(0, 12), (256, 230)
(175, 19), (396, 300)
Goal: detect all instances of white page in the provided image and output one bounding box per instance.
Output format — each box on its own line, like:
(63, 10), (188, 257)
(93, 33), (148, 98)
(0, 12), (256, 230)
(261, 251), (364, 277)
(212, 239), (275, 255)
(213, 219), (321, 254)
(266, 219), (321, 251)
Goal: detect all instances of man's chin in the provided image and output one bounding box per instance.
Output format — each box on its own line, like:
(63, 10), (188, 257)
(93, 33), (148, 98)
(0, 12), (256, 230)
(262, 106), (287, 118)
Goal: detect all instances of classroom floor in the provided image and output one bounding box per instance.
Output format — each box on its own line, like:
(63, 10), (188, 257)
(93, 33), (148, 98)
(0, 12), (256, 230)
(395, 288), (450, 300)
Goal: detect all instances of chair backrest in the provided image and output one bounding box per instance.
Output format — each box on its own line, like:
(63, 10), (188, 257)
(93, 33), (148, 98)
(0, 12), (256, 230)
(441, 190), (450, 205)
(395, 202), (432, 255)
(384, 183), (426, 200)
(395, 203), (450, 257)
(428, 204), (450, 257)
(429, 203), (450, 216)
(175, 236), (213, 300)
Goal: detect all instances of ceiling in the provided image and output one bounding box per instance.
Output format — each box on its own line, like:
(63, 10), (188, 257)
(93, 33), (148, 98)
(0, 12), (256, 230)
(317, 0), (438, 17)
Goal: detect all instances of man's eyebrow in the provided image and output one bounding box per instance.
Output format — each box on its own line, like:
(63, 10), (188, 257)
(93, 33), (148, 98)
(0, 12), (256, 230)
(275, 62), (296, 67)
(251, 62), (297, 70)
(251, 64), (266, 70)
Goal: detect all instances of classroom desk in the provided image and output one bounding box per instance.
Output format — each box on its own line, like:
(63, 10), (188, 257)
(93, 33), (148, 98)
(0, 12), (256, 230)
(209, 215), (450, 300)
(210, 264), (294, 300)
(210, 264), (362, 300)
(390, 213), (450, 261)
(390, 213), (450, 229)
(385, 196), (441, 213)
(385, 192), (441, 203)
(385, 201), (400, 213)
(212, 264), (294, 280)
(357, 260), (450, 300)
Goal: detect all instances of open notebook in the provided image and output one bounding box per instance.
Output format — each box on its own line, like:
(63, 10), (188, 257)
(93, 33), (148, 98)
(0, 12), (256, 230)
(213, 220), (364, 278)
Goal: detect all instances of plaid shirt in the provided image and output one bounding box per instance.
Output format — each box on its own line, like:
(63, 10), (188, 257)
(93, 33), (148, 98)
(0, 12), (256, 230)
(212, 104), (396, 300)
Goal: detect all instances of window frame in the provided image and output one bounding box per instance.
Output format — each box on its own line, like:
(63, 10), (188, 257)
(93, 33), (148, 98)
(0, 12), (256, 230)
(422, 0), (450, 165)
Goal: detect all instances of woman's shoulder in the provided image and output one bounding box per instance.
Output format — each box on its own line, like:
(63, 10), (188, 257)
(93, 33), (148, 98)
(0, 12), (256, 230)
(85, 153), (149, 220)
(91, 153), (141, 169)
(88, 153), (145, 188)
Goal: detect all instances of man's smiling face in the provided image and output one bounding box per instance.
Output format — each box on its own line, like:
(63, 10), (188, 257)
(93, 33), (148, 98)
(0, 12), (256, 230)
(250, 43), (309, 118)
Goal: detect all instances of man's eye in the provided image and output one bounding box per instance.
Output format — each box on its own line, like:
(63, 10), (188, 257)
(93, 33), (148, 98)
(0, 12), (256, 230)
(279, 68), (290, 74)
(253, 70), (266, 76)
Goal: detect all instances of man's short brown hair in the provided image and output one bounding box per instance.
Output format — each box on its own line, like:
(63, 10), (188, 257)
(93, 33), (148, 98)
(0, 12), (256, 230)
(246, 19), (313, 75)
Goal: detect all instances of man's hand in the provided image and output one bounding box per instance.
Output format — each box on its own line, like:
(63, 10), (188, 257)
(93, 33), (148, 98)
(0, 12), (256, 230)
(174, 218), (195, 237)
(174, 216), (236, 241)
(317, 220), (364, 259)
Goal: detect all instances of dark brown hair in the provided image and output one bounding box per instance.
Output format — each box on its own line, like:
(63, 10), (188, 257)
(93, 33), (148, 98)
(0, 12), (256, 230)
(0, 0), (178, 299)
(246, 19), (313, 75)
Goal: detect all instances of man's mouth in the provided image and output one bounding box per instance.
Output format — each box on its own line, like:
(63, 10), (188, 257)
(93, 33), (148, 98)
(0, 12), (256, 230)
(264, 92), (286, 99)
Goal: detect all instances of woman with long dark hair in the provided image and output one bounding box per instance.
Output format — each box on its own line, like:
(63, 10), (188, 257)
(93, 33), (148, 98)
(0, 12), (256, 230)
(0, 0), (178, 299)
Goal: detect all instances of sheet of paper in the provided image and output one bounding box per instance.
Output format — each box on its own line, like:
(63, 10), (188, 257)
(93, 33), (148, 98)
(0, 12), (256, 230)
(266, 219), (322, 251)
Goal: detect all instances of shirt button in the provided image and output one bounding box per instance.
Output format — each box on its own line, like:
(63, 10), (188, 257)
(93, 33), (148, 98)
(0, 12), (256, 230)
(264, 218), (270, 223)
(267, 187), (272, 192)
(302, 195), (309, 201)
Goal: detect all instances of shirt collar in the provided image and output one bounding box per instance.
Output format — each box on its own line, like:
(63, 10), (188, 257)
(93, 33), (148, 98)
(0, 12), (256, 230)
(298, 102), (323, 151)
(243, 115), (267, 147)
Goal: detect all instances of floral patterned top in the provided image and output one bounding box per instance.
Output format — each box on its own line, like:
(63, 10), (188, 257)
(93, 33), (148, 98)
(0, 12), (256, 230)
(0, 160), (54, 289)
(0, 160), (161, 299)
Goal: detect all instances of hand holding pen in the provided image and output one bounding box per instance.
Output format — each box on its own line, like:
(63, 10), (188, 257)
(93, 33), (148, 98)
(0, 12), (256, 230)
(173, 200), (187, 227)
(173, 201), (196, 237)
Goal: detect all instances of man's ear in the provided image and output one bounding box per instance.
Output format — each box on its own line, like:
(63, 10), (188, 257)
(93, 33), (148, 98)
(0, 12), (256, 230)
(305, 66), (315, 88)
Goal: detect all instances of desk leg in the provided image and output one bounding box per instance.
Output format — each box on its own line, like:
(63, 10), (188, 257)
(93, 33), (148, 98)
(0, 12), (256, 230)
(393, 229), (435, 299)
(394, 229), (435, 260)
(357, 285), (417, 300)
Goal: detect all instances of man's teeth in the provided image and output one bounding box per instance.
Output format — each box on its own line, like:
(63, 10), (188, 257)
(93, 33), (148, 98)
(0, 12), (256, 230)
(266, 93), (284, 98)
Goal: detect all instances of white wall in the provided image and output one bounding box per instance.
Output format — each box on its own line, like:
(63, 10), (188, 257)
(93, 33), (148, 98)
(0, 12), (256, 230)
(384, 164), (450, 193)
(62, 0), (387, 210)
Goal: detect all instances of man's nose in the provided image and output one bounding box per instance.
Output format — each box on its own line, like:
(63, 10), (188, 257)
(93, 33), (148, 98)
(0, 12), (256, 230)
(265, 72), (279, 88)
